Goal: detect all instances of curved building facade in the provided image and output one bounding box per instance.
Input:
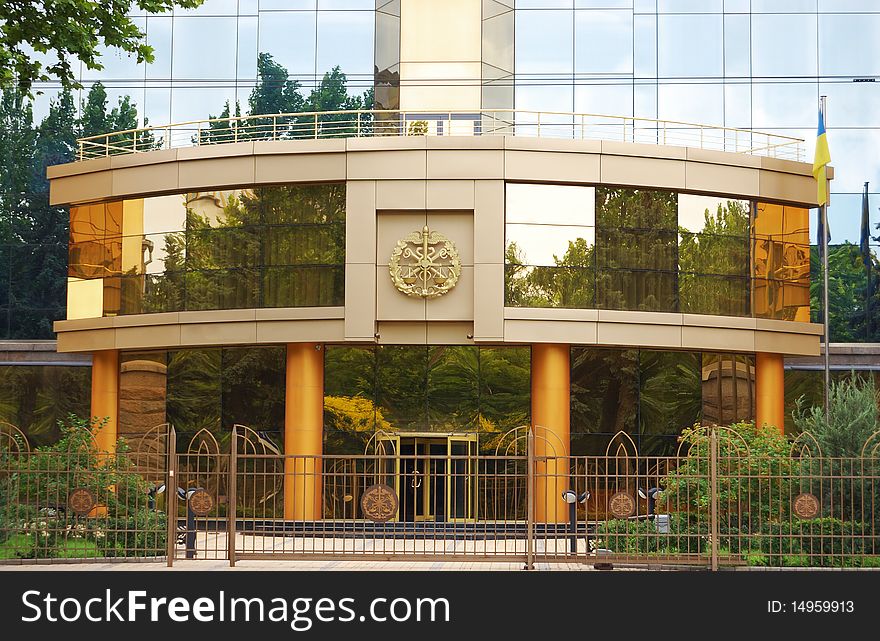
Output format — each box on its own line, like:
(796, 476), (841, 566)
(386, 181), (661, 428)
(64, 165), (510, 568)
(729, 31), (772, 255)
(49, 131), (822, 519)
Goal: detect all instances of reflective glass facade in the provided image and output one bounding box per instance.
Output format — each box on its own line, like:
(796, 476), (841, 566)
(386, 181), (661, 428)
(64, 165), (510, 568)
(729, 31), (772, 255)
(67, 184), (346, 319)
(21, 2), (876, 247)
(505, 183), (809, 319)
(0, 365), (91, 446)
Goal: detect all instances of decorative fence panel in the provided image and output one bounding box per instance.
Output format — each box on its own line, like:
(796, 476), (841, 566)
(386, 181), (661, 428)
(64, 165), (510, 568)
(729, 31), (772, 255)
(2, 424), (878, 569)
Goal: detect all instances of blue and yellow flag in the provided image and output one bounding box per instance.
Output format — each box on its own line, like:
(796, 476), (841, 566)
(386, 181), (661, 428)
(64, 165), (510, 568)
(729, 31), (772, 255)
(813, 106), (831, 206)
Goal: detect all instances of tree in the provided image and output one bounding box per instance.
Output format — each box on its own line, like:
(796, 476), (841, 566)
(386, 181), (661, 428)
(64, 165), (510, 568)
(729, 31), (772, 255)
(1, 0), (204, 93)
(810, 243), (877, 342)
(1, 82), (149, 339)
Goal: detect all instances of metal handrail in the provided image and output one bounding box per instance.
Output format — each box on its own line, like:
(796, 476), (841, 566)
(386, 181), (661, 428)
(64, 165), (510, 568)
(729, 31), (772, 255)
(74, 108), (805, 162)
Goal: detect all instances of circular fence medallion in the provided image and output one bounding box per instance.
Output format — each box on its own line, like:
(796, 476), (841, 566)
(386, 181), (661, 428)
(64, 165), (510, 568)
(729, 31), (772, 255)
(68, 488), (97, 516)
(609, 492), (636, 519)
(188, 489), (214, 516)
(361, 484), (399, 522)
(793, 493), (820, 519)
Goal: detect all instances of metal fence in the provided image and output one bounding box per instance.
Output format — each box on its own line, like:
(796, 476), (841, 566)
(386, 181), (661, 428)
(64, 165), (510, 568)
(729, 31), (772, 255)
(2, 424), (878, 569)
(75, 108), (804, 162)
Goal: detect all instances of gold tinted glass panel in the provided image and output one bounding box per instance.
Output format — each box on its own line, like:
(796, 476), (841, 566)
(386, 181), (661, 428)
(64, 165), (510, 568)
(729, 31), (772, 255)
(753, 202), (810, 320)
(66, 185), (345, 319)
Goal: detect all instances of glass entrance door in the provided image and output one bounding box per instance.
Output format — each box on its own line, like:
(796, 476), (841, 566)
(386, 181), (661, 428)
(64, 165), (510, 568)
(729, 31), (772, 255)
(380, 433), (478, 522)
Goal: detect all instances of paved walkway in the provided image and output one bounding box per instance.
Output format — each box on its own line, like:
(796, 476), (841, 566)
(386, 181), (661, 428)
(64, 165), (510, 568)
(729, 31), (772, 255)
(0, 559), (633, 571)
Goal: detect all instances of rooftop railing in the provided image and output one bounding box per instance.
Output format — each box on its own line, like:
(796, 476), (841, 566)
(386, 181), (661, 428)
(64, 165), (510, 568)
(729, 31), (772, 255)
(75, 109), (805, 162)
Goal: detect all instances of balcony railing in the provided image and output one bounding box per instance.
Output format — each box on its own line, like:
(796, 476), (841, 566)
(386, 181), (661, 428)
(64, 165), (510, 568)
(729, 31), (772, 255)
(75, 109), (805, 162)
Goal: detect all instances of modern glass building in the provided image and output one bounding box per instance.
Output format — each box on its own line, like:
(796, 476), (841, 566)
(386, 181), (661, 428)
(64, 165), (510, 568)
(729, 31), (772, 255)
(30, 0), (844, 524)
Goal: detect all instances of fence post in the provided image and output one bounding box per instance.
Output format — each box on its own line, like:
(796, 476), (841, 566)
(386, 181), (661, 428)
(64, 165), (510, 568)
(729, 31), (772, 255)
(228, 426), (237, 567)
(166, 427), (177, 567)
(709, 428), (719, 572)
(526, 429), (535, 571)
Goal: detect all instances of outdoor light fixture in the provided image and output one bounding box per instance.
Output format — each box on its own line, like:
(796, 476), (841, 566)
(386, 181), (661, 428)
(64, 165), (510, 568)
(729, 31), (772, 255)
(561, 489), (590, 554)
(147, 483), (166, 510)
(561, 489), (589, 504)
(637, 487), (661, 517)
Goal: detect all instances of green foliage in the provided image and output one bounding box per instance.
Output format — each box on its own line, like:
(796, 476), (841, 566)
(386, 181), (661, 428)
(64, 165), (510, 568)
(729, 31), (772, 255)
(0, 414), (167, 559)
(0, 1), (204, 93)
(595, 421), (880, 567)
(791, 374), (880, 522)
(810, 243), (880, 342)
(792, 374), (879, 457)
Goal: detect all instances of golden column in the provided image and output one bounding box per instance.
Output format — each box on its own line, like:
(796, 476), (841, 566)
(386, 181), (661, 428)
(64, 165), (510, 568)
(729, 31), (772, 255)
(755, 352), (785, 433)
(90, 349), (119, 453)
(284, 343), (324, 521)
(531, 343), (571, 523)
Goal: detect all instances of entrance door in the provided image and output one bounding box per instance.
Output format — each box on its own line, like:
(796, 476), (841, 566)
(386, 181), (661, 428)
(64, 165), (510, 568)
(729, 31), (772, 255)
(389, 434), (478, 522)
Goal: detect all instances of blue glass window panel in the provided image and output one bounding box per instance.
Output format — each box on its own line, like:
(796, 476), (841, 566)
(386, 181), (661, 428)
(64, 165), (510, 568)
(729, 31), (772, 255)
(171, 17), (238, 80)
(574, 10), (633, 75)
(751, 13), (817, 78)
(515, 10), (574, 75)
(658, 14), (723, 78)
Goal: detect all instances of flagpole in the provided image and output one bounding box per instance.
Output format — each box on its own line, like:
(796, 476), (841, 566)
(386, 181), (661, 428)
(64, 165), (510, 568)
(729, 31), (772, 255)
(820, 95), (830, 422)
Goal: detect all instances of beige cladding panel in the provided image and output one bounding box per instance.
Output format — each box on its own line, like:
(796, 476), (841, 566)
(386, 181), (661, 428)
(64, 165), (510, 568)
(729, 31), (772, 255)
(376, 180), (427, 210)
(759, 171), (819, 206)
(426, 180), (475, 210)
(473, 263), (504, 340)
(115, 324), (182, 350)
(503, 320), (598, 344)
(426, 150), (504, 180)
(346, 180), (377, 264)
(597, 322), (683, 349)
(345, 263), (377, 340)
(685, 162), (760, 198)
(57, 329), (116, 352)
(347, 150), (427, 180)
(376, 321), (428, 344)
(473, 180), (505, 265)
(504, 150), (601, 183)
(755, 330), (820, 356)
(600, 155), (686, 190)
(51, 171), (113, 206)
(255, 153), (346, 184)
(179, 321), (258, 346)
(112, 162), (178, 198)
(178, 156), (255, 191)
(680, 325), (756, 352)
(256, 319), (345, 344)
(427, 322), (475, 345)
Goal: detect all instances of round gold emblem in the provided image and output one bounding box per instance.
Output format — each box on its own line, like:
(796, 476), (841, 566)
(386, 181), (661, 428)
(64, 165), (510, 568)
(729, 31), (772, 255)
(609, 492), (636, 519)
(68, 488), (97, 516)
(188, 489), (214, 516)
(361, 484), (399, 522)
(389, 225), (461, 299)
(793, 493), (820, 519)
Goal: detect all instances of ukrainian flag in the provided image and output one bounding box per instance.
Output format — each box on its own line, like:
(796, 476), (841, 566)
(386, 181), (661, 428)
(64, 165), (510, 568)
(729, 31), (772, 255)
(813, 106), (831, 206)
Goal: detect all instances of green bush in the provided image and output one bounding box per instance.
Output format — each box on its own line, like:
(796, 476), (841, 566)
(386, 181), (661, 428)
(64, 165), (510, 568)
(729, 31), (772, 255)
(0, 415), (166, 559)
